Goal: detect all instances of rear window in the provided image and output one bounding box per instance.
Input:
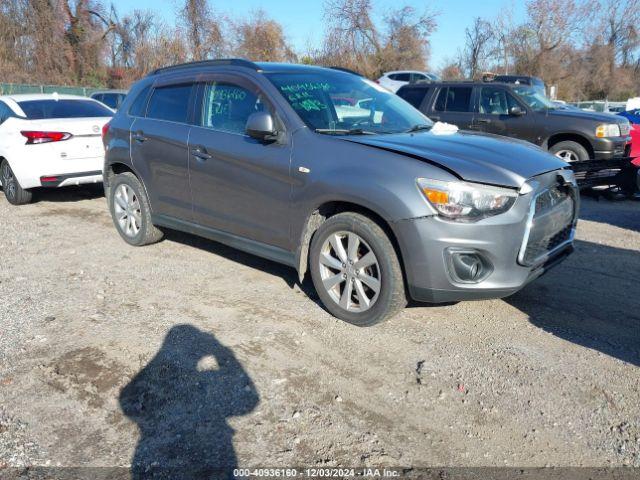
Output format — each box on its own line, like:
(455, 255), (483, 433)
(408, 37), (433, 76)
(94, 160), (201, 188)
(397, 87), (428, 109)
(18, 100), (113, 119)
(146, 84), (193, 123)
(100, 93), (125, 109)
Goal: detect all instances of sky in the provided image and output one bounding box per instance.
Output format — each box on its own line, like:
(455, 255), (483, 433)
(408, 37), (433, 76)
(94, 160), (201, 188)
(110, 0), (527, 70)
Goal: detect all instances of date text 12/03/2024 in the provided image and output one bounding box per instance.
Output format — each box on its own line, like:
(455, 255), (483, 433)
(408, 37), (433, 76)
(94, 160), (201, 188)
(233, 468), (402, 477)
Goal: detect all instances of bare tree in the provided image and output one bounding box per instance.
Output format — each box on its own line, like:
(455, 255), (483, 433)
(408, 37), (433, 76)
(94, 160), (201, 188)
(233, 9), (295, 62)
(381, 6), (438, 72)
(462, 17), (494, 78)
(179, 0), (224, 61)
(320, 0), (438, 77)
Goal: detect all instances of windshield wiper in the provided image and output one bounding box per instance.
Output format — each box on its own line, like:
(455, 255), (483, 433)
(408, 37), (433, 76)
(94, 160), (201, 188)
(405, 124), (433, 133)
(314, 128), (377, 135)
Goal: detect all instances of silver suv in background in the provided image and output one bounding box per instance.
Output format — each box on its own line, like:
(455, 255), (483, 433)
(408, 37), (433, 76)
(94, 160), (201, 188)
(102, 60), (578, 326)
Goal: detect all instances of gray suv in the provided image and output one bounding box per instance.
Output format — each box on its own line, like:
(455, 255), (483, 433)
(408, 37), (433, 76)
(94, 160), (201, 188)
(103, 59), (579, 326)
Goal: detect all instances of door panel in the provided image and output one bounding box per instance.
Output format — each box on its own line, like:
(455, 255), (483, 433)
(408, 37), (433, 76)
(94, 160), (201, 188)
(471, 86), (536, 142)
(188, 79), (293, 249)
(130, 117), (192, 219)
(130, 82), (195, 220)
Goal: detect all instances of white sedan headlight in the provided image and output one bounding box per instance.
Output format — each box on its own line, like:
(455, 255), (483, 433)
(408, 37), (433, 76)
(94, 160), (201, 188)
(595, 123), (621, 138)
(417, 178), (518, 221)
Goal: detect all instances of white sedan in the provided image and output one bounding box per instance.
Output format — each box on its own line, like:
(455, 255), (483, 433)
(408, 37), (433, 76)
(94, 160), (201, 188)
(0, 93), (112, 205)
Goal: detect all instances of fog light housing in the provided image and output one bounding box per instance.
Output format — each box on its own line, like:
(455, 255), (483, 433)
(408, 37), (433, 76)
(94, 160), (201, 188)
(446, 249), (492, 284)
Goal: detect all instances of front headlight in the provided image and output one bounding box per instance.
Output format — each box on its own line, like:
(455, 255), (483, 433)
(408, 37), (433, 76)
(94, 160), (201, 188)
(417, 178), (518, 221)
(595, 123), (621, 138)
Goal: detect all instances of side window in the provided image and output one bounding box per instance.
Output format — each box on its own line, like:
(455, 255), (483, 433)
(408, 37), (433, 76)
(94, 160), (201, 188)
(92, 94), (103, 103)
(200, 82), (262, 135)
(390, 73), (411, 82)
(398, 87), (428, 109)
(101, 94), (119, 109)
(445, 87), (473, 112)
(146, 84), (193, 123)
(434, 88), (448, 111)
(129, 85), (152, 117)
(411, 73), (426, 83)
(479, 87), (517, 115)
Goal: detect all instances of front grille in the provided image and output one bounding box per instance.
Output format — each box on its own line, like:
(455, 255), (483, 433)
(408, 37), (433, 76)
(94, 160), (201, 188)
(521, 224), (573, 265)
(519, 181), (576, 266)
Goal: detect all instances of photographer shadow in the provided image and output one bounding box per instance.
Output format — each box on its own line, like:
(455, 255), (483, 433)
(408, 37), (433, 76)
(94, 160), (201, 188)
(119, 325), (259, 479)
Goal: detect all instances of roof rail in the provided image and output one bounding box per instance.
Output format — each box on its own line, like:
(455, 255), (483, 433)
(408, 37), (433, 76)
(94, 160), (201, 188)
(329, 66), (363, 77)
(150, 58), (260, 76)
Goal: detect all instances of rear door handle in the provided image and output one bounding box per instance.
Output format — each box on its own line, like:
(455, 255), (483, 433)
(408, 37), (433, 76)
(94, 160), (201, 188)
(429, 115), (440, 121)
(476, 118), (492, 124)
(132, 131), (147, 143)
(191, 146), (212, 161)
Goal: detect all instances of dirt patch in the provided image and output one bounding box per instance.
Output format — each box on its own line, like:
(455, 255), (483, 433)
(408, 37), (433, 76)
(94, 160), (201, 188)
(42, 348), (129, 409)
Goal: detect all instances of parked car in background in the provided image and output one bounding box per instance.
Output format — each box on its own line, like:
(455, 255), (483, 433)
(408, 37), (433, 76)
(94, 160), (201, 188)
(490, 75), (546, 96)
(0, 93), (112, 205)
(103, 59), (578, 326)
(617, 108), (640, 161)
(619, 108), (640, 125)
(552, 101), (583, 112)
(397, 81), (632, 165)
(90, 90), (127, 110)
(631, 124), (640, 164)
(377, 70), (440, 92)
(570, 100), (626, 113)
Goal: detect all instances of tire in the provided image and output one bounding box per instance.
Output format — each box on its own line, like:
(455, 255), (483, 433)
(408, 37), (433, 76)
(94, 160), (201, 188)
(309, 212), (407, 326)
(109, 172), (163, 246)
(0, 160), (33, 205)
(549, 141), (590, 162)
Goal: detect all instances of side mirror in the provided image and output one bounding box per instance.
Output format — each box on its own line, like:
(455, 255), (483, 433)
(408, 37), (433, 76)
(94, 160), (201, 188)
(246, 112), (278, 142)
(509, 106), (525, 116)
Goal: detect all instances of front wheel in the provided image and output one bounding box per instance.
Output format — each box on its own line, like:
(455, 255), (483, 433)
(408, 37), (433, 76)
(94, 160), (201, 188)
(1, 160), (33, 205)
(549, 141), (589, 162)
(309, 212), (407, 326)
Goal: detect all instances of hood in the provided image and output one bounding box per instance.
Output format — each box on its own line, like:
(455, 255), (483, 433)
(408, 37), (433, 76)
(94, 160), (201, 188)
(548, 108), (627, 124)
(342, 130), (566, 188)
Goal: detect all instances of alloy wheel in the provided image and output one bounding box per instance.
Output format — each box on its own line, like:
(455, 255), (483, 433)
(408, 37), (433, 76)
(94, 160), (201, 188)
(114, 184), (142, 238)
(554, 150), (579, 162)
(318, 231), (381, 312)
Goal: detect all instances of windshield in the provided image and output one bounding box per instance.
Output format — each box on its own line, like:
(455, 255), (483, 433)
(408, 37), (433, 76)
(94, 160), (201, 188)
(512, 86), (555, 112)
(266, 71), (432, 134)
(18, 100), (113, 119)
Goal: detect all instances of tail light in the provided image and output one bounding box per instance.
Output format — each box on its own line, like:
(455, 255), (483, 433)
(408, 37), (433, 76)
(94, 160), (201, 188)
(102, 122), (110, 140)
(21, 131), (72, 145)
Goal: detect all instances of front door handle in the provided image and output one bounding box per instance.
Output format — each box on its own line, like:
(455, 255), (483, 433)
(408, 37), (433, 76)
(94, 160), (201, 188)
(191, 146), (212, 161)
(430, 115), (440, 121)
(476, 118), (492, 124)
(132, 131), (147, 143)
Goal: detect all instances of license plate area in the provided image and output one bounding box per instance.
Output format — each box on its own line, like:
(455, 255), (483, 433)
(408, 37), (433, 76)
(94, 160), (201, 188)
(518, 183), (576, 267)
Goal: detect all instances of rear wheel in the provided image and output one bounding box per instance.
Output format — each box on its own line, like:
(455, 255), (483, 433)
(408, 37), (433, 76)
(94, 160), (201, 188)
(109, 172), (163, 246)
(0, 160), (33, 205)
(309, 212), (407, 326)
(549, 141), (589, 162)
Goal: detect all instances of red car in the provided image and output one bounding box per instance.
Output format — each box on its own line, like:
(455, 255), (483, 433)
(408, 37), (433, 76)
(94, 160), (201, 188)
(631, 124), (640, 166)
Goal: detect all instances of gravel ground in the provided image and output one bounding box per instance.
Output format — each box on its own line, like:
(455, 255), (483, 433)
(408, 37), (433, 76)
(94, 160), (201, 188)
(0, 186), (638, 471)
